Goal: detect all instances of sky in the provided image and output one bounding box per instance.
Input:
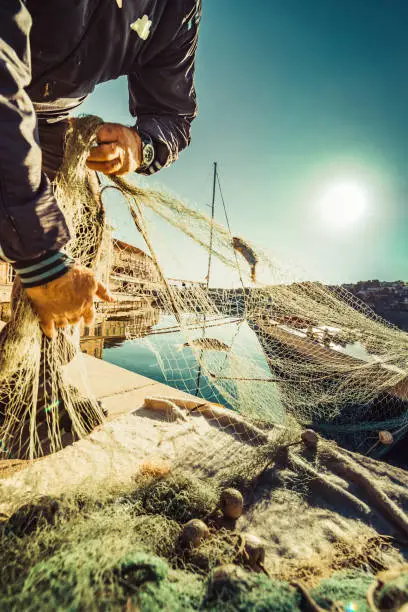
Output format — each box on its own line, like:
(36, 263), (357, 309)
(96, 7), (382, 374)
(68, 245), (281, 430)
(78, 0), (408, 285)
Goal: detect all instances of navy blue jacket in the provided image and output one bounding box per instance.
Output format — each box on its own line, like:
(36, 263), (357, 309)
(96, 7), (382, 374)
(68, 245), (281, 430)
(0, 0), (200, 280)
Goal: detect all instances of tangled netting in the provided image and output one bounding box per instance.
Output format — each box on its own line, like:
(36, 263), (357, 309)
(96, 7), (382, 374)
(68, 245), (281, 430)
(107, 128), (408, 458)
(1, 115), (408, 460)
(0, 117), (106, 460)
(1, 465), (407, 612)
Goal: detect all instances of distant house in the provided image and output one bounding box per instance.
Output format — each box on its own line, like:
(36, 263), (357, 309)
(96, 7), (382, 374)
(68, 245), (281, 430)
(0, 238), (164, 331)
(0, 261), (14, 313)
(0, 237), (160, 300)
(109, 239), (161, 294)
(0, 261), (15, 286)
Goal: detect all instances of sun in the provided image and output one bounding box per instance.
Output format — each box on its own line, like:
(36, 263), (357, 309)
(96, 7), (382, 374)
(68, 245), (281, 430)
(319, 181), (368, 227)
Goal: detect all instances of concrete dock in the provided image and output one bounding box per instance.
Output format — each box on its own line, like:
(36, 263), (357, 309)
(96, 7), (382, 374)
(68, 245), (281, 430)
(0, 350), (262, 514)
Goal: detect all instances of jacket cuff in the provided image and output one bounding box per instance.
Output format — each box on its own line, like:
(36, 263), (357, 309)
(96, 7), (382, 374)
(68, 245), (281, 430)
(13, 251), (75, 288)
(137, 155), (166, 176)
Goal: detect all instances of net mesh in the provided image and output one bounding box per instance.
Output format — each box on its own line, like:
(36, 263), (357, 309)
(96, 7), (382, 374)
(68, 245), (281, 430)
(107, 156), (408, 458)
(0, 115), (408, 460)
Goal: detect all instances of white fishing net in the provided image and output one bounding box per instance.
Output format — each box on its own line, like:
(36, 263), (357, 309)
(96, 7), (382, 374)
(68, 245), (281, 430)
(1, 116), (407, 460)
(107, 164), (408, 457)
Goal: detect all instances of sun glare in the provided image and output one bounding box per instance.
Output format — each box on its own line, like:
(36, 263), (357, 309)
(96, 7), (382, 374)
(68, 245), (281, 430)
(320, 181), (368, 227)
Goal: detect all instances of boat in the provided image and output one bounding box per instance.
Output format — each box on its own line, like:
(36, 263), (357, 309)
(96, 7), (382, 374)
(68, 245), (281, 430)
(249, 314), (408, 460)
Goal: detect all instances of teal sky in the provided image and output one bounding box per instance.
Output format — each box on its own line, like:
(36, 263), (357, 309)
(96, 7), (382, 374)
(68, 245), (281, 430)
(78, 0), (408, 285)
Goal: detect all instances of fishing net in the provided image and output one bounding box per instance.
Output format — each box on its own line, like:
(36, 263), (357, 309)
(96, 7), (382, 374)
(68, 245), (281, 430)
(103, 133), (408, 458)
(0, 115), (408, 461)
(0, 461), (406, 611)
(0, 117), (106, 460)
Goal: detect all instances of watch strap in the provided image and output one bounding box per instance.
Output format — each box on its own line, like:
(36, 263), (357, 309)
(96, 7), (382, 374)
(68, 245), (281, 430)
(139, 132), (155, 171)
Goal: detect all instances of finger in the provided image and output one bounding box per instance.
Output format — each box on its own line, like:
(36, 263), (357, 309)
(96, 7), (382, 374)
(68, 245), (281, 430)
(95, 282), (116, 302)
(40, 317), (56, 339)
(86, 158), (123, 175)
(67, 314), (82, 325)
(113, 147), (135, 175)
(83, 305), (96, 325)
(87, 143), (123, 162)
(55, 318), (69, 328)
(96, 123), (121, 143)
(114, 159), (133, 176)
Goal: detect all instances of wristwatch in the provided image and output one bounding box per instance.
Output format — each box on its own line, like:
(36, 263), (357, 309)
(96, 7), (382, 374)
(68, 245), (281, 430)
(139, 133), (155, 171)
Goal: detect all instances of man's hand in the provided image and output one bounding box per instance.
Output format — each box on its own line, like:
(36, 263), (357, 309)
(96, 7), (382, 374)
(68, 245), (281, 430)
(86, 123), (142, 175)
(25, 265), (115, 339)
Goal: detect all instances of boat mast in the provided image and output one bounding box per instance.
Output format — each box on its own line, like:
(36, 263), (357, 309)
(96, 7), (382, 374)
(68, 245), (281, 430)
(206, 162), (217, 290)
(195, 162), (217, 396)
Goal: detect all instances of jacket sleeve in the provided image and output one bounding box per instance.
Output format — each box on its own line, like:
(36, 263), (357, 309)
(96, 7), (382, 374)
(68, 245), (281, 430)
(128, 0), (201, 175)
(0, 0), (71, 282)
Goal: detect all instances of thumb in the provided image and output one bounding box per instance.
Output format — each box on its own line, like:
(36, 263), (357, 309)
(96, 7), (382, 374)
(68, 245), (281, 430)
(83, 305), (96, 326)
(40, 316), (56, 339)
(95, 282), (116, 302)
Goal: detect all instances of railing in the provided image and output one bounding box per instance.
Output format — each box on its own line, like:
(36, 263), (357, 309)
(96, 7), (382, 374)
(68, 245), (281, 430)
(110, 272), (161, 287)
(95, 298), (151, 314)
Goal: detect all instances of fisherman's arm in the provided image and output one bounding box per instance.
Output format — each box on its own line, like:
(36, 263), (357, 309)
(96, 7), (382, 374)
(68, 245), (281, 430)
(0, 2), (112, 336)
(0, 1), (70, 272)
(87, 0), (201, 176)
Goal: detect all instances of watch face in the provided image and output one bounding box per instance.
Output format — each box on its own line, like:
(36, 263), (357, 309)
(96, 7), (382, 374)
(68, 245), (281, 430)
(143, 143), (155, 167)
